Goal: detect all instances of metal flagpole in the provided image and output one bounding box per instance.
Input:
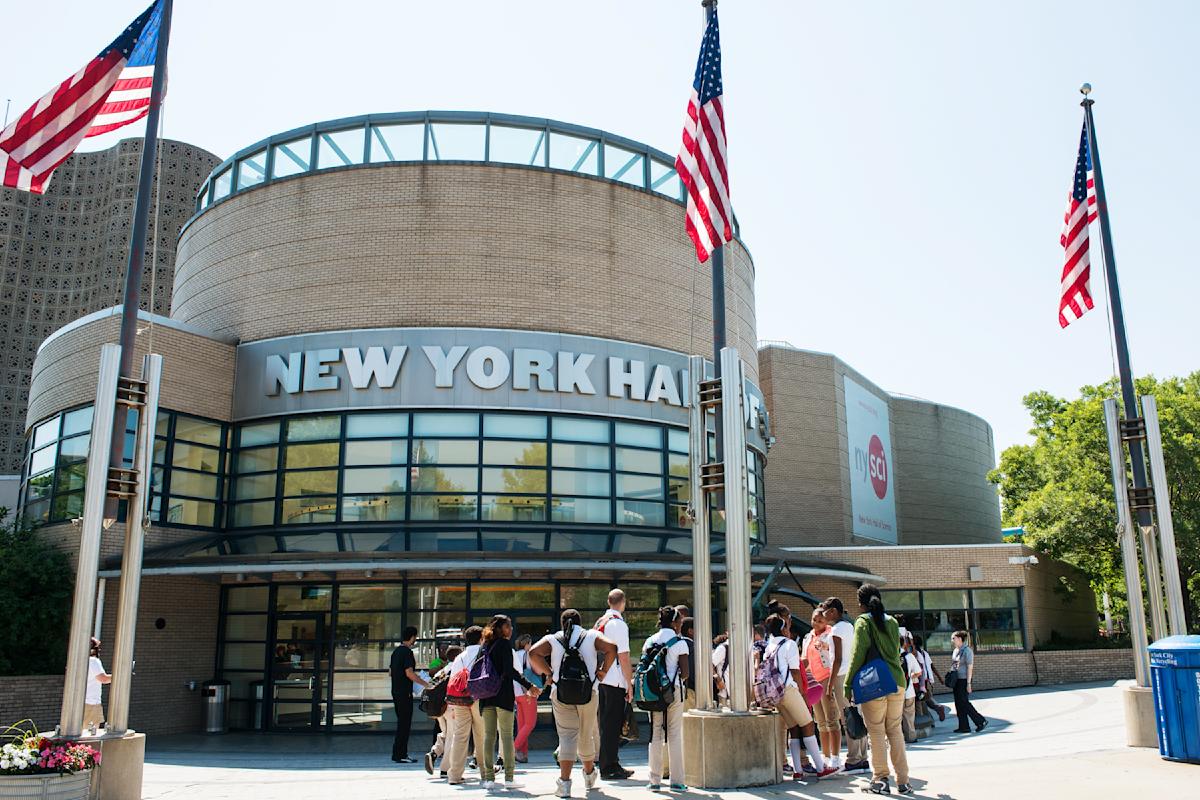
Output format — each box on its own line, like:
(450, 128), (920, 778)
(1081, 85), (1168, 643)
(104, 0), (174, 523)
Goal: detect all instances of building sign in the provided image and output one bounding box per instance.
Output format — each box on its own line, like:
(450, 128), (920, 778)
(234, 327), (766, 448)
(844, 375), (897, 543)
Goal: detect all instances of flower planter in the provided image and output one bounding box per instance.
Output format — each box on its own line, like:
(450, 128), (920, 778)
(0, 770), (91, 800)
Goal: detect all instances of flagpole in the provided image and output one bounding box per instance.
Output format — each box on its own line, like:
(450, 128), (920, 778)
(104, 0), (174, 522)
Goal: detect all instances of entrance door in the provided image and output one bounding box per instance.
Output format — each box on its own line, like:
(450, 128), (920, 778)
(270, 613), (327, 731)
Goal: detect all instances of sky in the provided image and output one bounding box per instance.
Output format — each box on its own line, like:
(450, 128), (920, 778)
(3, 1), (1198, 458)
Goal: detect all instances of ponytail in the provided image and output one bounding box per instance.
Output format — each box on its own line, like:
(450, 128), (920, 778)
(857, 583), (887, 631)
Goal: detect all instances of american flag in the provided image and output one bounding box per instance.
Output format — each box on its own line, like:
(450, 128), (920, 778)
(0, 1), (162, 194)
(1059, 122), (1098, 328)
(676, 7), (732, 264)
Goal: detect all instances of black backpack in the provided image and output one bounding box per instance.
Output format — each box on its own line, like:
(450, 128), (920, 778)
(555, 625), (594, 705)
(419, 673), (449, 717)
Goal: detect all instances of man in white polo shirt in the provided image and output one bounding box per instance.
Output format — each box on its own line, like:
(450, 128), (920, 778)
(594, 589), (633, 780)
(823, 597), (869, 773)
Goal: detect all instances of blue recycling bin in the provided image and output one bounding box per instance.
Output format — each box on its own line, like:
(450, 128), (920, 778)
(1148, 635), (1200, 763)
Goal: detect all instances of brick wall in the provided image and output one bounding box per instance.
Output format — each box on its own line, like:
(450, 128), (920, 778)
(1032, 649), (1135, 685)
(0, 676), (63, 732)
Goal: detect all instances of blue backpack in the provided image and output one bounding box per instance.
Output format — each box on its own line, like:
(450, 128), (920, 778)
(633, 635), (680, 712)
(850, 620), (899, 704)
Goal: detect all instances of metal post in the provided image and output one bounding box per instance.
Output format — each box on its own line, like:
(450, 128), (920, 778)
(1141, 395), (1188, 636)
(107, 353), (162, 735)
(1104, 399), (1150, 686)
(720, 347), (752, 712)
(93, 579), (107, 641)
(59, 344), (121, 737)
(703, 0), (726, 469)
(1138, 523), (1168, 643)
(105, 0), (173, 523)
(688, 355), (714, 710)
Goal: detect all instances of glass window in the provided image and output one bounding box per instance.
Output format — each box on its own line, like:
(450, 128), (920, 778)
(281, 496), (337, 524)
(62, 407), (93, 437)
(482, 467), (546, 494)
(551, 497), (611, 524)
(882, 590), (921, 610)
(427, 122), (485, 161)
(552, 469), (610, 497)
(270, 136), (311, 178)
(483, 414), (546, 439)
(343, 467), (407, 494)
(604, 144), (644, 187)
(221, 642), (263, 670)
(667, 428), (688, 454)
(481, 496), (547, 522)
(548, 531), (611, 552)
(667, 452), (689, 478)
(344, 440), (407, 466)
(282, 532), (339, 553)
(971, 588), (1020, 609)
(56, 455), (88, 493)
(226, 585), (268, 612)
(235, 474), (276, 500)
(411, 466), (477, 493)
(489, 125), (546, 166)
(339, 585), (404, 610)
(175, 416), (223, 447)
(211, 167), (232, 200)
(471, 583), (554, 609)
(33, 417), (60, 449)
(287, 416), (340, 442)
(283, 470), (338, 496)
(163, 498), (216, 526)
(552, 442), (609, 469)
(346, 413), (408, 439)
(412, 439), (477, 465)
(224, 614), (267, 640)
(276, 584), (333, 612)
(617, 500), (665, 527)
(369, 123), (424, 162)
(923, 589), (970, 610)
(411, 494), (478, 521)
(617, 473), (662, 500)
(26, 472), (54, 501)
(29, 445), (55, 476)
(407, 583), (467, 610)
(612, 533), (663, 553)
(552, 418), (609, 444)
(285, 442), (339, 469)
(317, 127), (365, 169)
(169, 470), (219, 498)
(413, 413), (478, 437)
(549, 132), (599, 175)
(236, 149), (266, 190)
(616, 447), (660, 474)
(341, 495), (405, 522)
(237, 446), (278, 473)
(615, 422), (661, 448)
(232, 501), (275, 527)
(52, 493), (84, 520)
(482, 531), (547, 552)
(559, 584), (611, 608)
(240, 421), (280, 447)
(650, 159), (683, 200)
(173, 442), (220, 473)
(482, 440), (546, 466)
(336, 611), (404, 641)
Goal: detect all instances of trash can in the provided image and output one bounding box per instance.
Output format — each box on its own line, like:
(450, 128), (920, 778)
(203, 679), (231, 735)
(1148, 635), (1200, 763)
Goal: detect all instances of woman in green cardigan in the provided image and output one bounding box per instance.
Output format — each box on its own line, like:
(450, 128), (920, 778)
(842, 584), (912, 796)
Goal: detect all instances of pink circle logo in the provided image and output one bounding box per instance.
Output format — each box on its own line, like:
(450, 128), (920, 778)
(868, 435), (888, 499)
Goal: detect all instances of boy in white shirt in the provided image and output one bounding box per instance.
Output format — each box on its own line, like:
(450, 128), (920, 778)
(822, 597), (868, 773)
(641, 607), (691, 792)
(900, 633), (924, 743)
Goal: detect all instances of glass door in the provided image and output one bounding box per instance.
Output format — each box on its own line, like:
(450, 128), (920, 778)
(270, 612), (328, 731)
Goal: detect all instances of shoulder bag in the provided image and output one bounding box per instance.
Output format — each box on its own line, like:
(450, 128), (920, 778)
(850, 619), (899, 705)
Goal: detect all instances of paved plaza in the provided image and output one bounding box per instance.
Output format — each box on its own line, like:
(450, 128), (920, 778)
(141, 681), (1195, 800)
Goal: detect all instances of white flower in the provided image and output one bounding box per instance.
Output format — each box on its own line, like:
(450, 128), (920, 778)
(1, 757), (11, 769)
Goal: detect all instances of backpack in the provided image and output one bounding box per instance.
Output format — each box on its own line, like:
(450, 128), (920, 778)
(419, 673), (449, 717)
(446, 667), (473, 706)
(752, 638), (788, 709)
(633, 635), (680, 712)
(555, 626), (594, 706)
(467, 644), (503, 700)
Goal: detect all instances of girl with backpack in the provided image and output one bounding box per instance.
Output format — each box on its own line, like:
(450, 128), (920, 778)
(528, 609), (618, 798)
(474, 615), (541, 792)
(843, 584), (912, 795)
(638, 606), (690, 792)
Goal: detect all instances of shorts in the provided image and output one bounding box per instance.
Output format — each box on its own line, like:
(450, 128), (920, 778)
(774, 684), (813, 730)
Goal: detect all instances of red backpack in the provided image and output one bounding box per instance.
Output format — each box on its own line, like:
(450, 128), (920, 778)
(446, 667), (472, 706)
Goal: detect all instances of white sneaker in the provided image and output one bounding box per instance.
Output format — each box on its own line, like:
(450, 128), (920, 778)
(482, 780), (495, 791)
(503, 777), (523, 790)
(555, 778), (572, 798)
(583, 769), (599, 791)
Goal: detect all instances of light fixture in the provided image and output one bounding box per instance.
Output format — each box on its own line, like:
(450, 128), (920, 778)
(294, 571), (304, 580)
(235, 573), (245, 582)
(513, 569), (522, 578)
(583, 570), (592, 578)
(439, 569), (448, 577)
(364, 569), (374, 578)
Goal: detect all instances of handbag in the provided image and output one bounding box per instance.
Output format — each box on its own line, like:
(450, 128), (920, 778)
(850, 620), (899, 705)
(944, 668), (959, 689)
(844, 704), (868, 739)
(419, 674), (449, 717)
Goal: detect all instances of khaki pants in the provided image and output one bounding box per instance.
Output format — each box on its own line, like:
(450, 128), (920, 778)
(663, 688), (695, 776)
(835, 684), (868, 763)
(902, 697), (917, 742)
(648, 699), (684, 786)
(444, 703), (485, 782)
(812, 680), (839, 733)
(551, 689), (599, 763)
(775, 684), (814, 730)
(861, 687), (908, 785)
(83, 704), (104, 730)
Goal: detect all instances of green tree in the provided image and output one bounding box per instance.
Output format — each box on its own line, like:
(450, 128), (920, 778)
(0, 508), (74, 675)
(989, 374), (1200, 634)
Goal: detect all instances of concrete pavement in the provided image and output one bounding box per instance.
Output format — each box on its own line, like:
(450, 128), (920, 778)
(141, 681), (1196, 799)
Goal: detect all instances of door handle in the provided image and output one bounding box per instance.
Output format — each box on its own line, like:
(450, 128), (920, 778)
(308, 676), (315, 691)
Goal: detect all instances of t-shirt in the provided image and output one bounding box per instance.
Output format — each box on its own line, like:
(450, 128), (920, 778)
(681, 636), (696, 690)
(595, 611), (630, 689)
(643, 628), (690, 684)
(918, 650), (935, 689)
(952, 645), (974, 672)
(712, 642), (730, 700)
(389, 644), (416, 697)
(86, 656), (105, 705)
(513, 649), (526, 697)
(538, 626), (601, 684)
(903, 652), (922, 699)
(450, 643), (481, 676)
(767, 635), (801, 689)
(802, 629), (833, 683)
(829, 619), (855, 676)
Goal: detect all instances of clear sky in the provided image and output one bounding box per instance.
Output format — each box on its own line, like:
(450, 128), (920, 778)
(3, 1), (1197, 457)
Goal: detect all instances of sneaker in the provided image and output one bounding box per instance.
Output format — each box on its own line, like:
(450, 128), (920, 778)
(975, 719), (989, 733)
(953, 727), (971, 733)
(583, 769), (599, 790)
(503, 777), (523, 790)
(448, 779), (464, 786)
(555, 778), (572, 798)
(866, 777), (891, 795)
(647, 784), (662, 792)
(496, 756), (505, 768)
(468, 758), (478, 770)
(846, 760), (871, 774)
(783, 764), (795, 777)
(396, 756), (417, 764)
(803, 763), (818, 775)
(424, 752), (435, 775)
(603, 767), (634, 780)
(898, 783), (914, 795)
(481, 780), (496, 793)
(791, 774), (808, 784)
(515, 752), (528, 764)
(816, 765), (839, 779)
(440, 772), (448, 780)
(669, 784), (687, 792)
